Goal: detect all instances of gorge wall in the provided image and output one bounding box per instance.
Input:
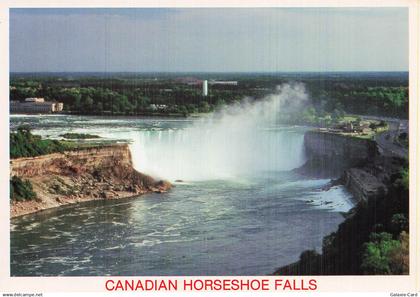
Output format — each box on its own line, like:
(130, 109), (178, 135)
(296, 130), (393, 203)
(304, 130), (378, 164)
(275, 129), (408, 275)
(296, 130), (378, 179)
(10, 144), (171, 218)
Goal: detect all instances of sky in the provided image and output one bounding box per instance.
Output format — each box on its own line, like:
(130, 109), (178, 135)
(10, 8), (408, 72)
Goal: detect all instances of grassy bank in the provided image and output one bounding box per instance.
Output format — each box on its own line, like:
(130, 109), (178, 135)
(10, 126), (108, 159)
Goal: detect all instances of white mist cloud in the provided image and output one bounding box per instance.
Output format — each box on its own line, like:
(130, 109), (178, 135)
(131, 83), (308, 181)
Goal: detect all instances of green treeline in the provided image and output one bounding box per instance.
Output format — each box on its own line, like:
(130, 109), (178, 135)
(308, 86), (408, 118)
(10, 126), (73, 158)
(10, 72), (408, 118)
(59, 133), (100, 139)
(10, 78), (243, 116)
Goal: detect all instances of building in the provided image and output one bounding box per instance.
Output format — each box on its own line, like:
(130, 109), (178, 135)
(55, 103), (64, 112)
(148, 104), (168, 112)
(10, 98), (64, 114)
(25, 97), (45, 103)
(208, 80), (238, 86)
(202, 80), (208, 96)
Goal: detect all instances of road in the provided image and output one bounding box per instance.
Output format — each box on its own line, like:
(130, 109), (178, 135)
(360, 115), (408, 159)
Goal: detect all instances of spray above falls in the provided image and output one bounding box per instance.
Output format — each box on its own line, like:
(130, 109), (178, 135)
(130, 83), (310, 181)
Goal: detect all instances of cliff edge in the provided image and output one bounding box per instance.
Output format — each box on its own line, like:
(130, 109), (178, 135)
(10, 144), (171, 218)
(295, 130), (378, 178)
(295, 130), (405, 203)
(275, 129), (408, 275)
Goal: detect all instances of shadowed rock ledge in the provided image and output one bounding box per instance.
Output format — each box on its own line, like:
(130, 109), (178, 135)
(294, 130), (378, 179)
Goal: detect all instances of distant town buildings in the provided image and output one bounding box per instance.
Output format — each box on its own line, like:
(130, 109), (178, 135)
(10, 98), (64, 114)
(148, 104), (168, 112)
(202, 80), (208, 96)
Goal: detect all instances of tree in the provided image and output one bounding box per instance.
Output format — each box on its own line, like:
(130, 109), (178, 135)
(215, 99), (226, 108)
(388, 231), (409, 274)
(10, 176), (37, 201)
(177, 105), (189, 117)
(135, 95), (150, 112)
(97, 102), (104, 114)
(186, 104), (198, 114)
(198, 101), (211, 113)
(331, 104), (345, 122)
(390, 213), (408, 235)
(83, 96), (94, 111)
(302, 107), (317, 124)
(361, 232), (402, 275)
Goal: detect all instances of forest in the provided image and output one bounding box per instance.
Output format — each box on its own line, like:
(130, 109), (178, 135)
(10, 72), (408, 119)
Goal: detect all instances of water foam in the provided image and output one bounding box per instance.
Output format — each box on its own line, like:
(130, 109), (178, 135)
(130, 83), (309, 181)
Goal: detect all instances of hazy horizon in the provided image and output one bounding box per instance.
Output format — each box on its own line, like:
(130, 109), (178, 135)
(10, 70), (409, 73)
(9, 70), (409, 76)
(10, 8), (408, 73)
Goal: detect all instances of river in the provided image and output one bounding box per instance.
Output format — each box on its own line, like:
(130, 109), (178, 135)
(10, 115), (354, 276)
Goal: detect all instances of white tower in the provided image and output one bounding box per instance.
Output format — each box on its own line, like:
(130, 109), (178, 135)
(202, 80), (208, 96)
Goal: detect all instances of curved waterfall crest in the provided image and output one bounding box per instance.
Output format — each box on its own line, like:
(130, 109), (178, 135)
(130, 83), (309, 181)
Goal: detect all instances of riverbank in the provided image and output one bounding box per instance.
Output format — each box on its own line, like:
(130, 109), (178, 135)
(8, 115), (366, 275)
(275, 128), (409, 275)
(10, 144), (171, 218)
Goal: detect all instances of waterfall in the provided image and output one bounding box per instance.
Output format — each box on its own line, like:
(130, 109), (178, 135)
(130, 83), (309, 181)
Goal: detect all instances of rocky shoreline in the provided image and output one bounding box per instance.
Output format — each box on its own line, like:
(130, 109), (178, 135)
(10, 144), (171, 218)
(296, 130), (404, 202)
(274, 129), (408, 275)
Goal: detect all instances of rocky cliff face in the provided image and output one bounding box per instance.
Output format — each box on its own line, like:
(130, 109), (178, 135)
(297, 129), (409, 205)
(304, 131), (378, 163)
(295, 130), (394, 203)
(275, 129), (408, 275)
(10, 144), (171, 217)
(10, 145), (133, 177)
(296, 131), (378, 178)
(342, 168), (386, 203)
